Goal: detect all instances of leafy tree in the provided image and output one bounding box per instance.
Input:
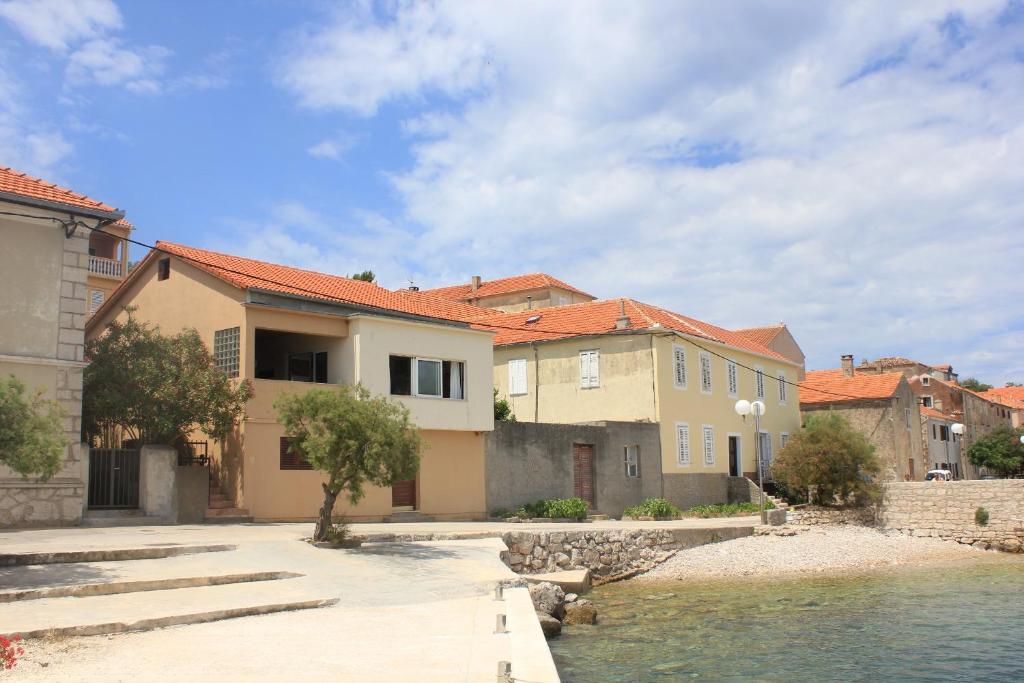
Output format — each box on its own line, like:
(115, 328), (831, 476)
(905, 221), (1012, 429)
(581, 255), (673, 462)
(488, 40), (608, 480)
(350, 270), (375, 282)
(771, 411), (881, 506)
(83, 313), (252, 447)
(0, 376), (67, 479)
(960, 377), (993, 392)
(1006, 381), (1021, 387)
(275, 385), (421, 541)
(494, 388), (516, 421)
(966, 427), (1024, 477)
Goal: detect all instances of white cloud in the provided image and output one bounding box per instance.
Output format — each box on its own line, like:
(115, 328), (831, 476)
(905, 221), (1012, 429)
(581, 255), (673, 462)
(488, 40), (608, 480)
(65, 38), (168, 92)
(270, 1), (1024, 383)
(307, 133), (357, 161)
(0, 59), (74, 174)
(0, 0), (121, 51)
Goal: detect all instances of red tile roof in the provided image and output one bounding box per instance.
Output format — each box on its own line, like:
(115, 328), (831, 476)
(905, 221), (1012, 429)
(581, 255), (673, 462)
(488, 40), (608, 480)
(921, 406), (955, 421)
(983, 386), (1024, 402)
(733, 324), (785, 347)
(471, 298), (793, 363)
(423, 273), (594, 302)
(0, 166), (120, 214)
(799, 369), (904, 406)
(154, 242), (495, 324)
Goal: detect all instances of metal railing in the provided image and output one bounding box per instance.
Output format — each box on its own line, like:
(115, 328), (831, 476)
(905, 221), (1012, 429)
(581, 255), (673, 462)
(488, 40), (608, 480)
(88, 255), (123, 278)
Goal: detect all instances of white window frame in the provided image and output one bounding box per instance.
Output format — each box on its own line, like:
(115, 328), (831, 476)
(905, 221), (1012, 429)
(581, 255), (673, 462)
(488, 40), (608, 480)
(780, 432), (789, 450)
(702, 424), (715, 467)
(921, 376), (930, 386)
(413, 357), (443, 398)
(758, 430), (773, 474)
(579, 349), (600, 389)
(699, 351), (713, 395)
(755, 365), (765, 400)
(778, 370), (787, 405)
(672, 344), (687, 390)
(727, 359), (738, 398)
(624, 445), (639, 478)
(89, 289), (104, 314)
(508, 358), (528, 396)
(676, 422), (690, 467)
(921, 395), (933, 408)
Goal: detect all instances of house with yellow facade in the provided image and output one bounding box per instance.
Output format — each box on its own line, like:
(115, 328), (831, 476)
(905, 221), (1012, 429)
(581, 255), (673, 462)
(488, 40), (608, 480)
(85, 218), (132, 316)
(87, 242), (495, 522)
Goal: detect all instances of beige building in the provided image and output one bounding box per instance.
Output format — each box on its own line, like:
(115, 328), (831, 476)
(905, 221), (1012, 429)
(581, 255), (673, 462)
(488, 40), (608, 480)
(0, 166), (126, 526)
(735, 323), (806, 379)
(87, 242), (495, 522)
(85, 219), (132, 316)
(422, 273), (595, 313)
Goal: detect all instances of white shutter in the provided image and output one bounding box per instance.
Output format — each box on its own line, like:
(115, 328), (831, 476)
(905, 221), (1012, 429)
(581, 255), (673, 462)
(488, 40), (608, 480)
(700, 352), (712, 393)
(89, 290), (104, 314)
(778, 371), (787, 403)
(676, 423), (690, 466)
(579, 352), (590, 388)
(727, 360), (738, 396)
(756, 366), (765, 399)
(508, 359), (527, 396)
(673, 345), (687, 389)
(589, 350), (599, 388)
(703, 425), (714, 466)
(580, 350), (599, 388)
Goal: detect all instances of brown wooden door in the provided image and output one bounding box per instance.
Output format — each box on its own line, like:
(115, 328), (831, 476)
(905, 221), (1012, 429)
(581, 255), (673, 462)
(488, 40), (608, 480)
(392, 479), (416, 508)
(572, 443), (595, 508)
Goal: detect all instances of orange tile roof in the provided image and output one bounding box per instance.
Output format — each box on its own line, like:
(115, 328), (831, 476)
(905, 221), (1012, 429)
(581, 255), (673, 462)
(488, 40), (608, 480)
(0, 166), (120, 214)
(921, 406), (955, 421)
(423, 273), (594, 302)
(983, 386), (1024, 402)
(155, 242), (495, 324)
(471, 298), (793, 363)
(799, 369), (904, 405)
(733, 324), (785, 347)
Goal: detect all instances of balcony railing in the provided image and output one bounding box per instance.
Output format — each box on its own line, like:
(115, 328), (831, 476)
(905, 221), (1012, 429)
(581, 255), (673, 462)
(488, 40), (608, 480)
(88, 255), (123, 278)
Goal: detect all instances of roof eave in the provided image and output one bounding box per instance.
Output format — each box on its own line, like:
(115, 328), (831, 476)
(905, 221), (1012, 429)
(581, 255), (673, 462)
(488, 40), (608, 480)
(0, 190), (124, 222)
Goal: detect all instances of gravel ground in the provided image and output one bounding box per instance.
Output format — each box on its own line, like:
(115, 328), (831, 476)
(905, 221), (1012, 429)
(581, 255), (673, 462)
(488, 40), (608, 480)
(642, 525), (996, 582)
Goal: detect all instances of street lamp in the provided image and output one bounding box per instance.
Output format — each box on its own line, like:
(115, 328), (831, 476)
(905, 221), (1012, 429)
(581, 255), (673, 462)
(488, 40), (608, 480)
(735, 399), (768, 524)
(952, 423), (966, 479)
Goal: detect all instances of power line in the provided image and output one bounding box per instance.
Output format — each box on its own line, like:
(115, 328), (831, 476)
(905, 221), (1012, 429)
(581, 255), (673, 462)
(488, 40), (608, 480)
(4, 209), (871, 402)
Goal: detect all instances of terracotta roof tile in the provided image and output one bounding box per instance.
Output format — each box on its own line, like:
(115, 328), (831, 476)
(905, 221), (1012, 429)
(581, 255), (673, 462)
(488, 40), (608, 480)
(0, 166), (119, 214)
(799, 369), (904, 405)
(921, 406), (955, 421)
(983, 386), (1024, 402)
(423, 273), (594, 302)
(733, 324), (785, 347)
(155, 242), (495, 324)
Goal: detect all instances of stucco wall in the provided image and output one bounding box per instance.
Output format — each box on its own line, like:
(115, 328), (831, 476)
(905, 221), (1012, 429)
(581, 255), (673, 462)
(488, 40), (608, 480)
(475, 286), (592, 313)
(484, 420), (661, 517)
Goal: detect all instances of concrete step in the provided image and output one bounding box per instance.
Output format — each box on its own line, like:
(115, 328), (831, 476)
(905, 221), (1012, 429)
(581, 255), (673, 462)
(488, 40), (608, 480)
(205, 507), (250, 517)
(0, 544), (236, 568)
(207, 498), (234, 509)
(388, 511), (435, 523)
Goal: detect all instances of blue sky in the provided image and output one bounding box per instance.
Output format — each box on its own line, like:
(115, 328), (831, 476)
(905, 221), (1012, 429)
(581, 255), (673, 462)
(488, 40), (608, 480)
(1, 1), (1022, 384)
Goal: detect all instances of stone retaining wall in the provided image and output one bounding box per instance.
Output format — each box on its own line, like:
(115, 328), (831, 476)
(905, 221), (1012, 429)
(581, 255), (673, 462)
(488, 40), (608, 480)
(787, 506), (877, 526)
(880, 480), (1024, 552)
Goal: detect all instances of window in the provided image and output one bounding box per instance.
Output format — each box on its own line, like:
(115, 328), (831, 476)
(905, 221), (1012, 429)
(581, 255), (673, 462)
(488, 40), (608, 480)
(389, 356), (465, 399)
(922, 377), (930, 386)
(700, 352), (712, 394)
(624, 445), (639, 478)
(758, 431), (773, 473)
(157, 257), (170, 281)
(905, 408), (911, 429)
(932, 424), (937, 440)
(702, 425), (715, 466)
(676, 423), (690, 466)
(279, 437), (313, 470)
(727, 360), (738, 397)
(780, 432), (789, 450)
(508, 358), (528, 396)
(755, 365), (765, 400)
(213, 327), (241, 378)
(579, 350), (600, 388)
(672, 345), (687, 389)
(287, 351), (328, 383)
(939, 425), (949, 441)
(921, 396), (934, 408)
(778, 371), (787, 404)
(89, 289), (104, 314)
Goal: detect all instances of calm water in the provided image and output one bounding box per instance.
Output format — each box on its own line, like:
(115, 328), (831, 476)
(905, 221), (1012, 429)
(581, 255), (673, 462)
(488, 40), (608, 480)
(551, 559), (1024, 682)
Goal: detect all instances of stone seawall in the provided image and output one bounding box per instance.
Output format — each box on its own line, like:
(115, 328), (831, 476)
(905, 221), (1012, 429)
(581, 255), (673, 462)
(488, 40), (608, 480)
(880, 481), (1024, 552)
(502, 527), (753, 582)
(787, 506), (877, 526)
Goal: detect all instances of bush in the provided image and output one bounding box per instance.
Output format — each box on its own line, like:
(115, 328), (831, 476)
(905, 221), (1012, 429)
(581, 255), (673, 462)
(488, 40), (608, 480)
(623, 498), (681, 519)
(490, 507), (512, 519)
(683, 502), (775, 518)
(0, 376), (66, 479)
(966, 427), (1024, 477)
(545, 497), (589, 520)
(975, 507), (989, 526)
(771, 411), (882, 507)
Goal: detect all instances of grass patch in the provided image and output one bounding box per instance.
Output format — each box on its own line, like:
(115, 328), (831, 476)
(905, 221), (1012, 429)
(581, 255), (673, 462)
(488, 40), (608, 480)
(682, 501), (775, 518)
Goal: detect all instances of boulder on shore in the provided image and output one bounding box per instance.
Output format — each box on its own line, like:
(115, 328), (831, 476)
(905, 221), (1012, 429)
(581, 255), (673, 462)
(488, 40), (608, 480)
(536, 611), (562, 638)
(529, 581), (565, 616)
(563, 598), (597, 625)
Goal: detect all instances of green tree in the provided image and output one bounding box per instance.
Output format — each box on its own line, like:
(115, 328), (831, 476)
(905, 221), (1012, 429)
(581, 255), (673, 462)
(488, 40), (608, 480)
(1006, 381), (1021, 387)
(493, 388), (516, 421)
(350, 270), (375, 282)
(771, 411), (882, 506)
(960, 377), (993, 392)
(966, 427), (1024, 477)
(275, 385), (421, 541)
(0, 376), (67, 479)
(83, 313), (252, 447)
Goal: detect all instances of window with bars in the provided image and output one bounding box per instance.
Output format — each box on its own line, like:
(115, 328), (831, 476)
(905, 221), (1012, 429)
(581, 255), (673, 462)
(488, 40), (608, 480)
(702, 425), (715, 466)
(676, 423), (690, 466)
(727, 360), (738, 397)
(778, 371), (787, 404)
(508, 358), (528, 396)
(755, 366), (765, 399)
(579, 350), (600, 388)
(624, 445), (640, 478)
(213, 327), (240, 378)
(699, 351), (712, 394)
(672, 345), (687, 389)
(279, 437), (313, 470)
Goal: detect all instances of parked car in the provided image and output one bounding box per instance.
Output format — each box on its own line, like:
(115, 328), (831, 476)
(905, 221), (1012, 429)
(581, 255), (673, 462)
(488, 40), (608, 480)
(925, 469), (953, 481)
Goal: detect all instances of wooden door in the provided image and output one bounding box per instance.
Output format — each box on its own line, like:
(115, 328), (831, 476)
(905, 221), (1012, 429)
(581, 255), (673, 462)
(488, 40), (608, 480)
(392, 479), (416, 508)
(728, 436), (740, 477)
(572, 443), (595, 508)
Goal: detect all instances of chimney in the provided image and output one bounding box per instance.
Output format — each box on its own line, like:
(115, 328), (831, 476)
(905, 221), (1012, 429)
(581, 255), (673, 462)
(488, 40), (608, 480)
(841, 354), (854, 378)
(526, 295), (533, 310)
(470, 275), (481, 292)
(615, 300), (630, 330)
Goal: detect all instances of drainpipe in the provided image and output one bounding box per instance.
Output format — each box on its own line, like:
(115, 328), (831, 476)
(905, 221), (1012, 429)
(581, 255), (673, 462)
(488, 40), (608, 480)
(531, 342), (540, 422)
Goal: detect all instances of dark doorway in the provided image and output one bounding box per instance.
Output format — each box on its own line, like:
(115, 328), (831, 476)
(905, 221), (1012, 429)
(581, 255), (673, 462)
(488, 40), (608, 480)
(392, 479), (417, 508)
(88, 448), (140, 508)
(728, 436), (740, 477)
(573, 443), (595, 508)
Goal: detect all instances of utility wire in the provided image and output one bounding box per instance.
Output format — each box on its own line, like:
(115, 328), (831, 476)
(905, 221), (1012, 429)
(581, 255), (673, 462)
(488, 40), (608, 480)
(4, 209), (872, 402)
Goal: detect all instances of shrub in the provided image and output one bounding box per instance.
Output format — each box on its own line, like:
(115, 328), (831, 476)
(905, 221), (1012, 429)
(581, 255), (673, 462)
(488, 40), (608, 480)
(545, 497), (589, 520)
(975, 507), (990, 526)
(771, 411), (882, 507)
(0, 376), (66, 479)
(493, 389), (516, 422)
(490, 507), (512, 519)
(623, 498), (681, 519)
(514, 500), (550, 519)
(683, 502), (775, 518)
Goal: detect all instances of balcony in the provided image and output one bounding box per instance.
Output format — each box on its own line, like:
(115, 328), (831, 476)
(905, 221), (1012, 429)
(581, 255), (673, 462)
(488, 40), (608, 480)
(88, 255), (124, 279)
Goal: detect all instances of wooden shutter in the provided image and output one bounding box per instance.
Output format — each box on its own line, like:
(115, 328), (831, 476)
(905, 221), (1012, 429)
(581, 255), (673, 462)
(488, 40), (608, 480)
(703, 425), (714, 466)
(673, 346), (687, 388)
(756, 367), (765, 399)
(727, 360), (738, 396)
(580, 350), (598, 388)
(700, 352), (712, 393)
(676, 423), (690, 466)
(778, 371), (787, 403)
(509, 358), (527, 395)
(589, 351), (599, 387)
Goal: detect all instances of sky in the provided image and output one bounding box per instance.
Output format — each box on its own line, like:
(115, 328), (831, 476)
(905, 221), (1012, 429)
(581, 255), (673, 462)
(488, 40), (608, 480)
(1, 0), (1022, 384)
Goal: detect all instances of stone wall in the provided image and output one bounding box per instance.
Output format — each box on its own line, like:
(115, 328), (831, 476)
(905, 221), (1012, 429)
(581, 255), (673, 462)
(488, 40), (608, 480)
(502, 526), (753, 581)
(880, 481), (1024, 552)
(787, 506), (877, 526)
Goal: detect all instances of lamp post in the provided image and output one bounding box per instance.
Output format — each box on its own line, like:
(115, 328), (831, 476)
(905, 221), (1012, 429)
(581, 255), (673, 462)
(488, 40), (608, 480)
(952, 423), (965, 479)
(735, 399), (768, 524)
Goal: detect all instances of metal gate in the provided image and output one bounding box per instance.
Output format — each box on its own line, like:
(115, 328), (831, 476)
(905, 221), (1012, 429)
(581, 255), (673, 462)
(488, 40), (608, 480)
(88, 448), (140, 509)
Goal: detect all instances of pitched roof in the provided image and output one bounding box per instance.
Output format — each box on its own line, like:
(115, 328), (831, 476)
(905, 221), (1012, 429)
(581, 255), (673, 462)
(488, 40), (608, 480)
(982, 386), (1024, 402)
(471, 297), (794, 363)
(733, 324), (786, 347)
(151, 242), (495, 324)
(921, 406), (955, 421)
(423, 273), (594, 302)
(0, 166), (120, 214)
(799, 369), (904, 406)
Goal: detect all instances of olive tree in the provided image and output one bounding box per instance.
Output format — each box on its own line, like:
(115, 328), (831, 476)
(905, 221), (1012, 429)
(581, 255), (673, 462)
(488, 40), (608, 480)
(967, 427), (1024, 477)
(0, 376), (67, 479)
(275, 385), (421, 542)
(771, 411), (881, 506)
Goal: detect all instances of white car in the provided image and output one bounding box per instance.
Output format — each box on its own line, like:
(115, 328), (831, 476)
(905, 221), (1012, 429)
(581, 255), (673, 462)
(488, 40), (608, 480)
(925, 469), (953, 481)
